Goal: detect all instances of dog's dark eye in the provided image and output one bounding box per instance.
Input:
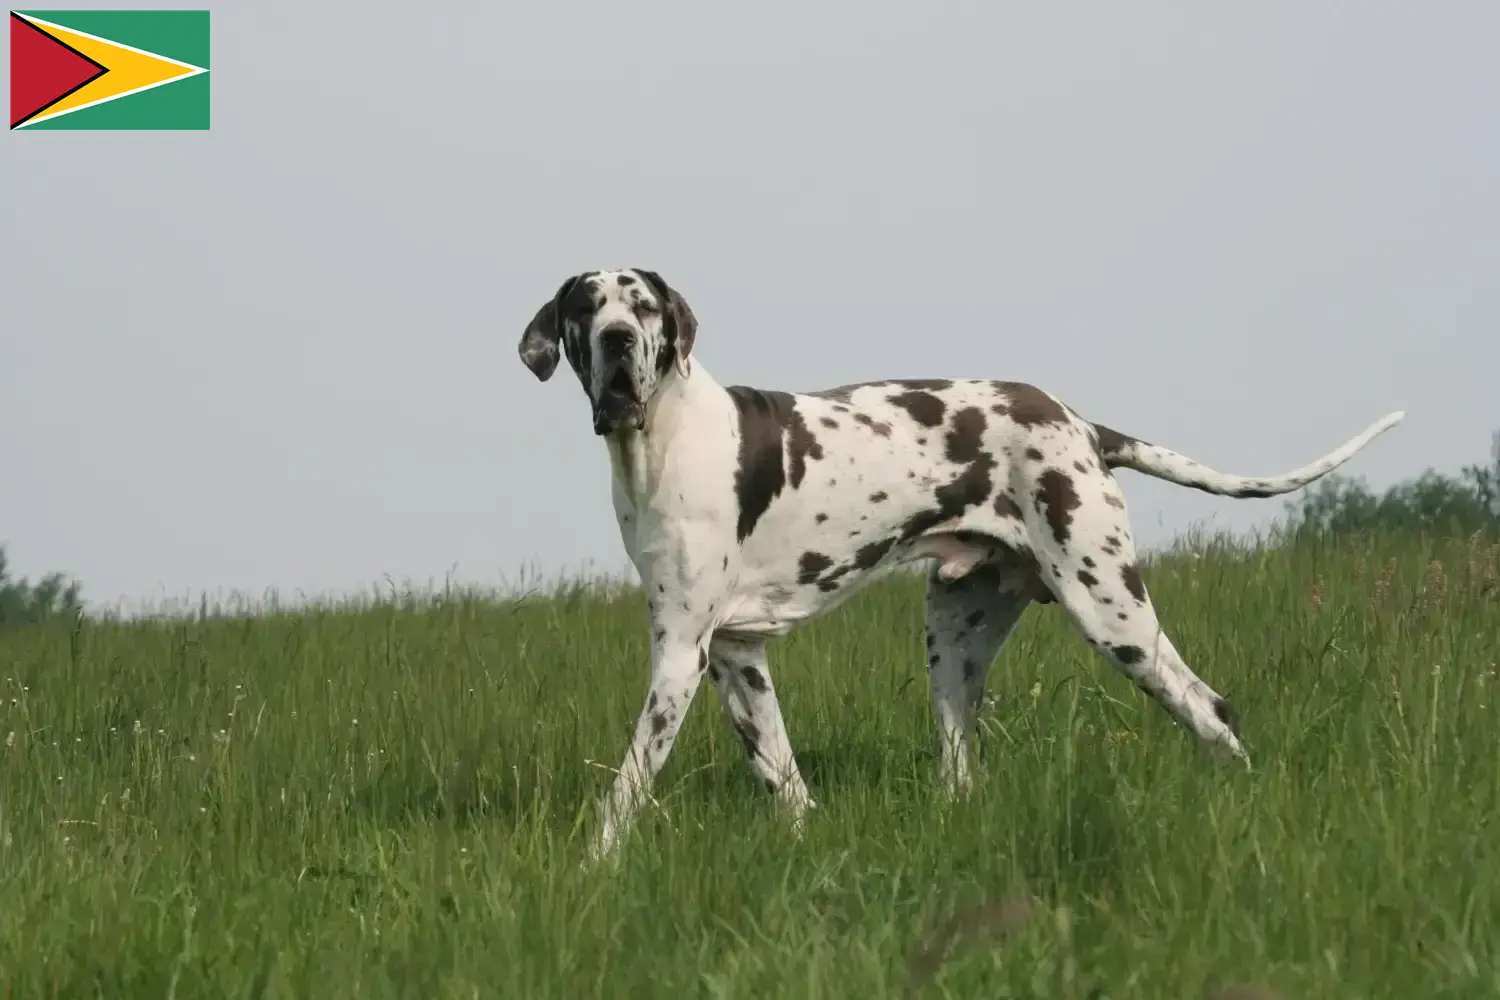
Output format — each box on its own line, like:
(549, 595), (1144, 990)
(634, 301), (659, 316)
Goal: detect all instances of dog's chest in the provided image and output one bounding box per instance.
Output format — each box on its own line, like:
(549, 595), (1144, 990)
(607, 453), (731, 581)
(610, 481), (657, 572)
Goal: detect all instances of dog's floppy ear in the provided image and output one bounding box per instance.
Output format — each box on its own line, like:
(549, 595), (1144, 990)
(635, 269), (698, 378)
(518, 275), (581, 382)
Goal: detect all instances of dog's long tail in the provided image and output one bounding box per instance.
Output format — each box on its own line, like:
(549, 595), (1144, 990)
(1091, 410), (1406, 498)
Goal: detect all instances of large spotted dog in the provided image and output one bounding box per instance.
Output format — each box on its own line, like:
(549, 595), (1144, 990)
(517, 268), (1405, 861)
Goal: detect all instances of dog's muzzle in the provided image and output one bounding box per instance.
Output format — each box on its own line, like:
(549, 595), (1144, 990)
(592, 366), (645, 435)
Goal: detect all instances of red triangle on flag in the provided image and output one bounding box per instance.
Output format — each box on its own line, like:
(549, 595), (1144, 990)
(10, 12), (109, 128)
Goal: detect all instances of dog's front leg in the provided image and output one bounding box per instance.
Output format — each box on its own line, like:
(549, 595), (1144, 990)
(590, 624), (709, 863)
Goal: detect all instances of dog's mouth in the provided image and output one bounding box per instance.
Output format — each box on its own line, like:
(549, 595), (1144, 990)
(593, 369), (645, 435)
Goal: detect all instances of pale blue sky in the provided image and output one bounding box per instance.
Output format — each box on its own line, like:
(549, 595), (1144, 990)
(2, 1), (1495, 612)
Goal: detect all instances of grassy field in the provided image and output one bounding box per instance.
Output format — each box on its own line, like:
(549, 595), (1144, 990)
(2, 530), (1498, 998)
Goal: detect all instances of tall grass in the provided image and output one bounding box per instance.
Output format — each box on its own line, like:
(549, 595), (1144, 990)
(2, 531), (1497, 998)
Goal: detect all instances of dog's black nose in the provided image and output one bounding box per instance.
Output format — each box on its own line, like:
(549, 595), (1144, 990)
(599, 325), (636, 354)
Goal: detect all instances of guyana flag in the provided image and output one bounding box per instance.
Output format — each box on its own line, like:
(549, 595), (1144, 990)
(9, 9), (209, 129)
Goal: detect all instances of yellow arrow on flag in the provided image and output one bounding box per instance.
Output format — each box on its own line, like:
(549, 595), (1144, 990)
(19, 14), (207, 125)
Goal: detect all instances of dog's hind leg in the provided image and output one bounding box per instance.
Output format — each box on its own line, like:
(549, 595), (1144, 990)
(925, 566), (1031, 795)
(1027, 469), (1248, 761)
(707, 634), (816, 824)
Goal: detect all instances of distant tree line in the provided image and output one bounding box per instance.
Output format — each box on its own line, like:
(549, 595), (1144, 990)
(1279, 430), (1500, 539)
(1, 431), (1493, 629)
(0, 546), (81, 628)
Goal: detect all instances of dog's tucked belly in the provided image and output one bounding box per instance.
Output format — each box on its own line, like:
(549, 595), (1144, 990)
(717, 529), (1047, 638)
(717, 561), (907, 638)
(716, 589), (829, 638)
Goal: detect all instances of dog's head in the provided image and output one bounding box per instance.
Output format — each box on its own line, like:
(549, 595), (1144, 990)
(518, 269), (698, 435)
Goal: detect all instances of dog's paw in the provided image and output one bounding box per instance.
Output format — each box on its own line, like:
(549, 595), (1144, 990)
(581, 830), (624, 872)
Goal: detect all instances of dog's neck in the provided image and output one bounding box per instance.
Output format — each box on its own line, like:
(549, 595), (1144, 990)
(603, 359), (724, 505)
